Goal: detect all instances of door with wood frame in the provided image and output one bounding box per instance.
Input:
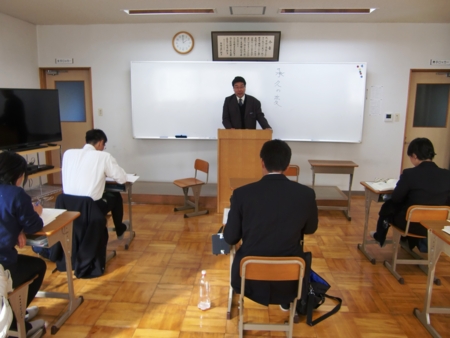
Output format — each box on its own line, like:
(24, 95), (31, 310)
(402, 70), (450, 170)
(40, 68), (94, 184)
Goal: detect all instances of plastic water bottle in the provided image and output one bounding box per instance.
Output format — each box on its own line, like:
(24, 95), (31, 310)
(198, 270), (211, 310)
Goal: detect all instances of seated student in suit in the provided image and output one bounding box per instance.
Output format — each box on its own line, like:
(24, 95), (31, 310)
(222, 76), (272, 130)
(224, 139), (318, 307)
(62, 129), (129, 239)
(0, 151), (46, 336)
(371, 137), (450, 250)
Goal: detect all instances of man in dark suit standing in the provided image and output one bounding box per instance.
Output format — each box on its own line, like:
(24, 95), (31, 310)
(224, 139), (318, 307)
(222, 76), (272, 130)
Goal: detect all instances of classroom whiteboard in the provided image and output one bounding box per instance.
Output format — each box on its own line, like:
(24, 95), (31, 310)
(130, 61), (367, 142)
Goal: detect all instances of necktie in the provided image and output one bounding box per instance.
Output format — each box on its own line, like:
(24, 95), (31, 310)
(239, 98), (243, 107)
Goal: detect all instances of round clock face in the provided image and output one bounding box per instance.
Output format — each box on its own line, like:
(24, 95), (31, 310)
(173, 31), (194, 54)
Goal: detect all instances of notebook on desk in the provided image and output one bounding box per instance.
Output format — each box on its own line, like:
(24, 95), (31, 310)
(106, 174), (140, 183)
(40, 208), (66, 226)
(27, 208), (66, 247)
(365, 179), (398, 192)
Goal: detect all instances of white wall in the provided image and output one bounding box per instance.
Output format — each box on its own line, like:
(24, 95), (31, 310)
(0, 13), (39, 88)
(0, 13), (41, 191)
(36, 22), (450, 191)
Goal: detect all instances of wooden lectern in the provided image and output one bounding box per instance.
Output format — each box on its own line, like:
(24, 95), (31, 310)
(217, 129), (272, 213)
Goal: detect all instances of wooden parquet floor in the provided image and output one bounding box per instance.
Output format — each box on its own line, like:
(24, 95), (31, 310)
(18, 196), (450, 337)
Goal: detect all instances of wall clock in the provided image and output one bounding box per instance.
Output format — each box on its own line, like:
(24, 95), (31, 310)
(172, 31), (194, 54)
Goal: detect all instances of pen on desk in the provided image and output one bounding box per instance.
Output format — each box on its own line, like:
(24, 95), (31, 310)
(175, 135), (187, 138)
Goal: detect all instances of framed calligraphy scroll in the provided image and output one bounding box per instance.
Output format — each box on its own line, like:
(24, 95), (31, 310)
(211, 31), (281, 61)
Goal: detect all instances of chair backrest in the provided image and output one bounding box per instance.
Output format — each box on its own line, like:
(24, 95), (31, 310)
(240, 256), (305, 298)
(283, 165), (300, 182)
(406, 205), (450, 223)
(7, 274), (38, 338)
(405, 205), (450, 233)
(194, 159), (209, 183)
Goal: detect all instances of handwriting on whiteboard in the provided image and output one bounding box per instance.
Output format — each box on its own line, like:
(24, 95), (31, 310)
(274, 68), (284, 107)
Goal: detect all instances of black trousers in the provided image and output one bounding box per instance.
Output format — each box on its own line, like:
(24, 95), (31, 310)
(375, 199), (427, 247)
(6, 254), (46, 331)
(95, 191), (126, 236)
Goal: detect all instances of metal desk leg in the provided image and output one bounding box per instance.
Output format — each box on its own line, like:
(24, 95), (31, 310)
(357, 189), (377, 264)
(357, 189), (393, 264)
(123, 183), (135, 250)
(345, 173), (354, 221)
(36, 222), (83, 335)
(414, 233), (450, 338)
(227, 245), (236, 320)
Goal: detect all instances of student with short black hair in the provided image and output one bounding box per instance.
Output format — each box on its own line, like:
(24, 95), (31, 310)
(62, 129), (129, 239)
(0, 151), (47, 336)
(224, 139), (318, 308)
(371, 137), (450, 250)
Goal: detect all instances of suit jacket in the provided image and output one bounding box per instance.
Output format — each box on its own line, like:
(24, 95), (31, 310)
(50, 194), (108, 278)
(390, 161), (450, 235)
(222, 94), (271, 129)
(224, 174), (318, 305)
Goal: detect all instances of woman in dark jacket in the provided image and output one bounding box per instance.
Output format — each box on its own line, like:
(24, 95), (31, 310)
(0, 151), (47, 336)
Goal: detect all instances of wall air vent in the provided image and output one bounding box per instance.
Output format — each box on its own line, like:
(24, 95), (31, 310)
(230, 6), (266, 15)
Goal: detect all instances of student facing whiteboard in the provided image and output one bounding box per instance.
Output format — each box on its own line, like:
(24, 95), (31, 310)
(222, 76), (272, 130)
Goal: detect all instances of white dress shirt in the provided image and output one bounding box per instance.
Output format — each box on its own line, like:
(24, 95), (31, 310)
(62, 144), (127, 201)
(236, 95), (245, 104)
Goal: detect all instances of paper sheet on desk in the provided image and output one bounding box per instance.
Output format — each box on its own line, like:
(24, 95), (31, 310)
(40, 208), (66, 226)
(443, 225), (450, 235)
(365, 179), (398, 192)
(106, 174), (139, 183)
(223, 208), (230, 225)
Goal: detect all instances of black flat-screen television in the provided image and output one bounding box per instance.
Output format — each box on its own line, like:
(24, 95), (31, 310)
(0, 88), (62, 151)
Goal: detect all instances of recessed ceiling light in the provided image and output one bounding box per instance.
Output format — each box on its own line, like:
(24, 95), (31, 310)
(279, 8), (376, 14)
(124, 9), (215, 15)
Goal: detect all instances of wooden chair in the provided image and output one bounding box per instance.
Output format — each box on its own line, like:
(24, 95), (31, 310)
(7, 275), (45, 338)
(173, 159), (209, 218)
(239, 256), (305, 338)
(384, 205), (450, 284)
(283, 164), (300, 182)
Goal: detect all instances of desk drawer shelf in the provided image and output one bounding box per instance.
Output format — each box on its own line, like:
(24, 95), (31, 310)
(26, 184), (62, 202)
(308, 159), (358, 220)
(18, 145), (62, 202)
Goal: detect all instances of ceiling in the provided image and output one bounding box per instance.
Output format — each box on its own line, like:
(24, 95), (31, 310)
(0, 0), (449, 25)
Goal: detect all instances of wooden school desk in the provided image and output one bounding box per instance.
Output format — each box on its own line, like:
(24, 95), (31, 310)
(105, 175), (138, 250)
(414, 220), (450, 338)
(357, 181), (394, 264)
(308, 160), (358, 220)
(32, 211), (82, 335)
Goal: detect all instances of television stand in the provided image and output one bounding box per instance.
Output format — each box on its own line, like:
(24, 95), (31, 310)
(11, 144), (49, 152)
(37, 164), (55, 172)
(18, 146), (62, 202)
